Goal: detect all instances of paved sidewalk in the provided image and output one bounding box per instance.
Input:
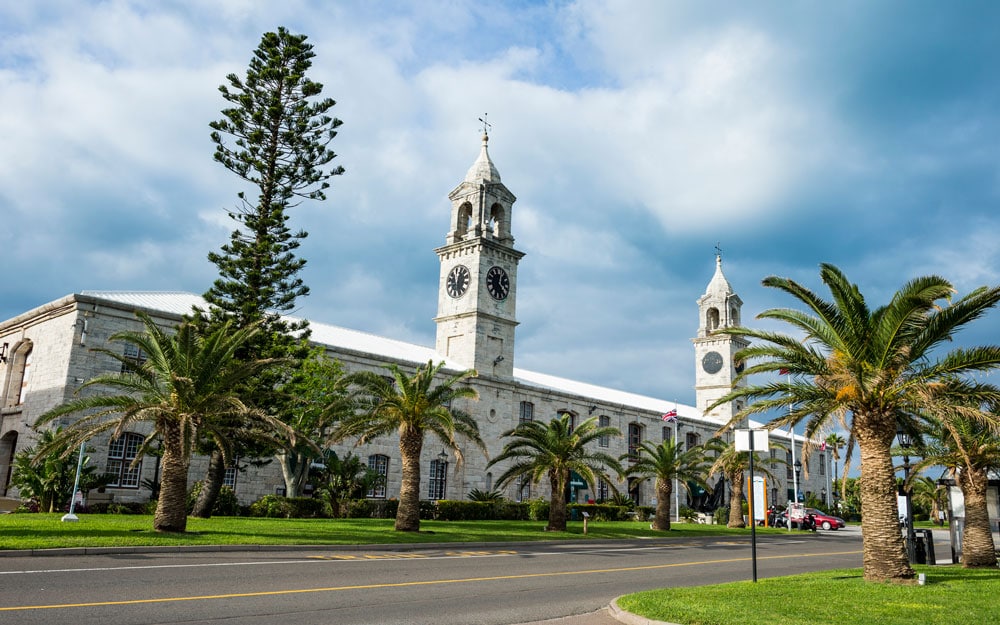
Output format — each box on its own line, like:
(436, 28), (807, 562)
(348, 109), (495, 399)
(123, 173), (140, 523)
(517, 601), (669, 625)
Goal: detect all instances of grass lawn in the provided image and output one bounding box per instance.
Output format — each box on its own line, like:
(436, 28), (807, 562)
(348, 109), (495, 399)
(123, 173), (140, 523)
(616, 566), (1000, 625)
(0, 514), (793, 551)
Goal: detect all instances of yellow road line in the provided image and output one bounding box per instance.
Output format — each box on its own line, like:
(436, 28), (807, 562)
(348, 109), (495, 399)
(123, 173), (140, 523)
(0, 549), (861, 612)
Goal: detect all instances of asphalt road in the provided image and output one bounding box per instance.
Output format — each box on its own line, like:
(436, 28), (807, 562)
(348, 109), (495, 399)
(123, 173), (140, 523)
(0, 529), (864, 625)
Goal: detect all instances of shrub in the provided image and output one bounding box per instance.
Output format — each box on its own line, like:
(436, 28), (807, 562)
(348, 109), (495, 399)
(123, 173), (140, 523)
(568, 503), (632, 521)
(187, 483), (240, 516)
(248, 495), (326, 518)
(528, 497), (549, 521)
(678, 505), (697, 522)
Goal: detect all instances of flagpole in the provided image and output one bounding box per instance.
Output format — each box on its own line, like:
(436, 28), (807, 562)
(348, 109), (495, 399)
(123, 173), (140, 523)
(672, 403), (679, 524)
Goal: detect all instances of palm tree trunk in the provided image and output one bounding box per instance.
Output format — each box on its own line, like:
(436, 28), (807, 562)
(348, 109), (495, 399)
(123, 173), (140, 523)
(958, 467), (998, 568)
(154, 427), (190, 533)
(856, 420), (914, 581)
(654, 479), (671, 530)
(191, 449), (225, 518)
(395, 426), (423, 532)
(728, 470), (746, 528)
(547, 468), (568, 531)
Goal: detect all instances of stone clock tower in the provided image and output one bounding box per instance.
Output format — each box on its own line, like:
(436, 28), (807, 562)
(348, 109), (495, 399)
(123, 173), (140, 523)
(434, 132), (524, 378)
(693, 253), (749, 425)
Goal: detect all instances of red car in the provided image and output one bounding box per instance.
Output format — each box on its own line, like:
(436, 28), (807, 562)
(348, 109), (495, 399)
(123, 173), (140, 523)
(806, 508), (846, 530)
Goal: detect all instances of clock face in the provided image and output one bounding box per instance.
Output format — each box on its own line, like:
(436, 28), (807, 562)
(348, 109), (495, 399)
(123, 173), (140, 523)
(702, 351), (724, 374)
(446, 265), (471, 298)
(485, 266), (510, 300)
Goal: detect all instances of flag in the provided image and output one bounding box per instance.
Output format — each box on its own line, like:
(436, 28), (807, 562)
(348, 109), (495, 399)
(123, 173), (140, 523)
(662, 409), (678, 422)
(820, 441), (828, 451)
(779, 368), (790, 375)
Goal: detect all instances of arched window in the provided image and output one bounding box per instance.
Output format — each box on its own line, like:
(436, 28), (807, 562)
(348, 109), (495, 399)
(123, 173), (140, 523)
(2, 340), (33, 409)
(0, 431), (18, 496)
(485, 472), (493, 492)
(489, 203), (505, 237)
(367, 454), (389, 498)
(706, 308), (720, 331)
(106, 433), (143, 488)
(455, 203), (473, 239)
(730, 305), (740, 326)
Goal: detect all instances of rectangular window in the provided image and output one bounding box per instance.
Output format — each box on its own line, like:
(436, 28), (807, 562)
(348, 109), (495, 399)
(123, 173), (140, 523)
(662, 426), (672, 442)
(428, 459), (447, 500)
(819, 454), (826, 476)
(223, 465), (238, 489)
(597, 478), (609, 502)
(598, 415), (610, 447)
(515, 475), (531, 502)
(685, 432), (699, 451)
(519, 401), (534, 423)
(367, 454), (389, 498)
(121, 343), (146, 373)
(786, 450), (794, 480)
(106, 433), (142, 488)
(628, 423), (642, 461)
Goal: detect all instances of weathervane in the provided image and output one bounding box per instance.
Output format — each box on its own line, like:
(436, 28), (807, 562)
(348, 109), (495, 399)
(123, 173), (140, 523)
(715, 242), (723, 260)
(478, 113), (492, 136)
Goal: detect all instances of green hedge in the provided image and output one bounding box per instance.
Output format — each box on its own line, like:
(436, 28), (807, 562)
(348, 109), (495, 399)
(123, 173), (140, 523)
(434, 500), (530, 521)
(568, 503), (633, 521)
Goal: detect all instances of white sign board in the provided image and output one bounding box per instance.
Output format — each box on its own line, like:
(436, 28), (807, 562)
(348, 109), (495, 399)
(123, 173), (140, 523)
(751, 476), (767, 522)
(735, 429), (770, 452)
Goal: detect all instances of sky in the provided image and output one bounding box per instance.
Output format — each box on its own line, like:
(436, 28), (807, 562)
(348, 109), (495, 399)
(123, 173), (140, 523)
(2, 1), (999, 422)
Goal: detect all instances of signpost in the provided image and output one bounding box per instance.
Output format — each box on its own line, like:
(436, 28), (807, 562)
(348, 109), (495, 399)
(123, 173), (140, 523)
(735, 429), (769, 582)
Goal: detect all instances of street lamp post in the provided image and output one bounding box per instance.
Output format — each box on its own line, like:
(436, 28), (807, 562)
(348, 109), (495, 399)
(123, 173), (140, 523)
(896, 427), (917, 564)
(794, 459), (802, 502)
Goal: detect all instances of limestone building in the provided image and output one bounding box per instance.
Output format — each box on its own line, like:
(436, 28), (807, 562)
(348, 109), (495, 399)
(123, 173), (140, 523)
(0, 133), (828, 511)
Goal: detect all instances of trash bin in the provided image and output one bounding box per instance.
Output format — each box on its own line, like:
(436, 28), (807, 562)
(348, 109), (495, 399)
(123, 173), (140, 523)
(913, 533), (926, 564)
(918, 529), (936, 565)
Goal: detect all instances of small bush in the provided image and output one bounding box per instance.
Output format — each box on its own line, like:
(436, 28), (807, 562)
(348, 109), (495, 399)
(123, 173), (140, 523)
(186, 482), (241, 517)
(528, 497), (550, 521)
(678, 505), (697, 522)
(247, 495), (326, 518)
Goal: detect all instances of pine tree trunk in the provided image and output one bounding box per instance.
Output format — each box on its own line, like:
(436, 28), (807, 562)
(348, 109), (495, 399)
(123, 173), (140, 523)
(154, 426), (190, 533)
(547, 469), (568, 531)
(395, 426), (423, 532)
(958, 466), (998, 568)
(191, 449), (225, 518)
(653, 479), (672, 530)
(855, 414), (914, 582)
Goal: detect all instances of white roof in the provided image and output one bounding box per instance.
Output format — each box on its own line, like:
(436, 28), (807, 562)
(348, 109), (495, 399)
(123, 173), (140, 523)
(79, 290), (720, 422)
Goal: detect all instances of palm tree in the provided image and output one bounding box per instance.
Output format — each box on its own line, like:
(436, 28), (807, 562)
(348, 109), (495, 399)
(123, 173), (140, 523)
(488, 414), (622, 532)
(824, 433), (846, 487)
(909, 475), (947, 527)
(35, 313), (280, 532)
(705, 437), (784, 528)
(332, 360), (483, 532)
(911, 412), (1000, 567)
(316, 450), (381, 518)
(624, 438), (713, 530)
(709, 265), (1000, 582)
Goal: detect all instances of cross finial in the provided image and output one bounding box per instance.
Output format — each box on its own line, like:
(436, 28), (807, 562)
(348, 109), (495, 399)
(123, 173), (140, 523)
(715, 242), (723, 260)
(478, 114), (492, 136)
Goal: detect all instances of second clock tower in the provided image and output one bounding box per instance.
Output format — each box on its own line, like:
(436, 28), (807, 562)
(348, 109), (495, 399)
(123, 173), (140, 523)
(434, 132), (524, 377)
(693, 253), (748, 425)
